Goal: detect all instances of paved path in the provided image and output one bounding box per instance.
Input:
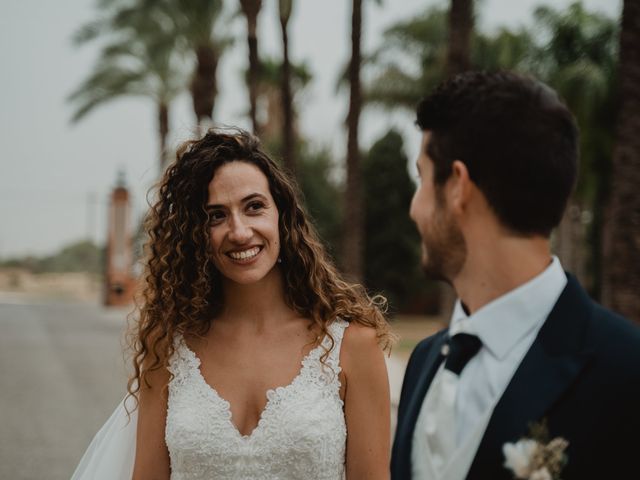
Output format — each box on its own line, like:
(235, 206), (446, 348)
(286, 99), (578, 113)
(0, 296), (409, 479)
(0, 296), (129, 480)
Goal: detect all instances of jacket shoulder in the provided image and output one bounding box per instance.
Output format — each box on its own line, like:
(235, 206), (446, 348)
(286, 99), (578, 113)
(588, 302), (640, 366)
(405, 328), (448, 375)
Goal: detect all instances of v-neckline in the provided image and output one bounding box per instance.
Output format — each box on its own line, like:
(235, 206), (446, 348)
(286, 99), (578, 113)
(180, 334), (329, 440)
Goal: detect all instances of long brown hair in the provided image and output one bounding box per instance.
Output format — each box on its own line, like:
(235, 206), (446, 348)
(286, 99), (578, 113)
(127, 128), (392, 401)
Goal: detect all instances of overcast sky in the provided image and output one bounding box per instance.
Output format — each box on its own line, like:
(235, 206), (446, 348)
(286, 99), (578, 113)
(0, 0), (621, 257)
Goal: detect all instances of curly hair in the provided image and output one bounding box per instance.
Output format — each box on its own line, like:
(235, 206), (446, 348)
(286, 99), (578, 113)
(127, 128), (393, 403)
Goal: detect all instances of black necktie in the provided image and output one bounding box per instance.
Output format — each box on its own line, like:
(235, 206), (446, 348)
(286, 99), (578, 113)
(443, 333), (482, 375)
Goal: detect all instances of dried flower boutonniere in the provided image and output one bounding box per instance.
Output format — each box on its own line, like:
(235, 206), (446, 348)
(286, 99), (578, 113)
(502, 419), (568, 480)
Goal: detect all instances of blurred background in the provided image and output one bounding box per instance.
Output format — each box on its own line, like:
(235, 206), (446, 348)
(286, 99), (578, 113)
(1, 0), (638, 478)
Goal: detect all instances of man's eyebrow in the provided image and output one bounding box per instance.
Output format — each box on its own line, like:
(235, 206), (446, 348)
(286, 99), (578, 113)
(206, 193), (267, 209)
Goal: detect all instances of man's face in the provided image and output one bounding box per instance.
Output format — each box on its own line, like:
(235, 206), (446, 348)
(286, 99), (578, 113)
(409, 131), (466, 283)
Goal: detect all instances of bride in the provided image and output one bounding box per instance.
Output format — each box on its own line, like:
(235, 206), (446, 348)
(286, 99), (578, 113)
(72, 129), (392, 479)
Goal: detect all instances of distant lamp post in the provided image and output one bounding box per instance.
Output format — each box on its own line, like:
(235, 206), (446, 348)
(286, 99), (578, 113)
(104, 171), (135, 306)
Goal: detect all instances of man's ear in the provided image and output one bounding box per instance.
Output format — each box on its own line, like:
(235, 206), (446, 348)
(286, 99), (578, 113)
(448, 160), (472, 214)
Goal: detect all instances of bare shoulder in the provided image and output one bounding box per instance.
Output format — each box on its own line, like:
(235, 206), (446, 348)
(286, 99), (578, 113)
(340, 321), (384, 371)
(342, 321), (379, 347)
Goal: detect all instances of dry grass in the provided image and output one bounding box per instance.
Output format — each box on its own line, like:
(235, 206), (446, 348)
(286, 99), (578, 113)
(388, 314), (448, 360)
(0, 269), (102, 303)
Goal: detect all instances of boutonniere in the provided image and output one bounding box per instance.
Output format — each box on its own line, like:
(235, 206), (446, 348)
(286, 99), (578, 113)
(502, 420), (568, 480)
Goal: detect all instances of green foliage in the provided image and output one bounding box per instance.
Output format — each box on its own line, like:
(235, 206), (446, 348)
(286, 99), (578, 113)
(363, 6), (534, 111)
(255, 56), (313, 91)
(264, 137), (342, 258)
(69, 0), (187, 122)
(362, 129), (428, 312)
(0, 240), (104, 274)
(297, 148), (343, 258)
(529, 2), (618, 297)
(530, 2), (619, 203)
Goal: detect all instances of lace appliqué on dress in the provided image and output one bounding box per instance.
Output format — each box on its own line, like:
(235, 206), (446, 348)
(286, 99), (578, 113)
(165, 319), (349, 480)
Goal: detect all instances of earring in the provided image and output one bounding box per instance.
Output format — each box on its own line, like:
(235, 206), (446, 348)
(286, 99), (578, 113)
(277, 257), (282, 264)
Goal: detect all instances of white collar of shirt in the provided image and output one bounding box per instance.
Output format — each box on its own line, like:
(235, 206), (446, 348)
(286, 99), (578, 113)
(449, 256), (567, 360)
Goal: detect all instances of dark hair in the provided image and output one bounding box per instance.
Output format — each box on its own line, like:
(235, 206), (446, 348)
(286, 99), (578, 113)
(416, 71), (578, 236)
(127, 128), (392, 403)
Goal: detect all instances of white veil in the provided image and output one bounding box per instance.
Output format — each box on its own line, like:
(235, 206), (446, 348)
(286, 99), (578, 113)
(71, 396), (137, 480)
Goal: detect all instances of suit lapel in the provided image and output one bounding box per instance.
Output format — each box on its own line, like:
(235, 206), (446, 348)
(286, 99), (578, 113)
(467, 275), (594, 479)
(395, 331), (448, 477)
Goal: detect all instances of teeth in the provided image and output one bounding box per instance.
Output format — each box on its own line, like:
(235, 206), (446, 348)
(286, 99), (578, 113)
(229, 247), (260, 260)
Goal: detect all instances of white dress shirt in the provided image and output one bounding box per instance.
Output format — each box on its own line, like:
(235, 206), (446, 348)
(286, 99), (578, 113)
(412, 256), (567, 479)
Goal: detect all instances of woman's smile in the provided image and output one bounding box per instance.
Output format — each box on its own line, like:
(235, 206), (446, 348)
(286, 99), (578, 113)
(225, 245), (264, 263)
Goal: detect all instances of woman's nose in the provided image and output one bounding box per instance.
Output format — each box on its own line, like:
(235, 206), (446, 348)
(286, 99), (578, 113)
(228, 215), (252, 243)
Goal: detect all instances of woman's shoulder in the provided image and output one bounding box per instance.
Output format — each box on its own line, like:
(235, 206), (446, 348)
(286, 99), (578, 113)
(339, 321), (382, 366)
(340, 320), (378, 345)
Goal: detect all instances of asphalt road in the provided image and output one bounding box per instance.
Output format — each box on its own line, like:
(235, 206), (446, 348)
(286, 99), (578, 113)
(0, 296), (130, 480)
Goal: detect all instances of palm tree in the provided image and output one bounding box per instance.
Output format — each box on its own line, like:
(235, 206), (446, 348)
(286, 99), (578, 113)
(363, 6), (531, 112)
(446, 0), (474, 76)
(278, 0), (295, 174)
(602, 0), (640, 321)
(239, 0), (262, 135)
(69, 3), (185, 173)
(167, 0), (232, 129)
(342, 0), (364, 281)
(252, 57), (312, 142)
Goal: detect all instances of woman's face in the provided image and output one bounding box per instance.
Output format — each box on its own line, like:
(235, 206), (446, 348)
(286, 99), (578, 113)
(206, 161), (281, 285)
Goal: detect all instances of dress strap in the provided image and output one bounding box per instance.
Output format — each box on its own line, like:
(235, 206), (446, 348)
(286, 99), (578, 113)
(324, 318), (350, 365)
(168, 334), (200, 381)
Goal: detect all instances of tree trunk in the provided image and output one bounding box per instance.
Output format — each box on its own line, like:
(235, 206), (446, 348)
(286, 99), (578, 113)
(446, 0), (473, 77)
(158, 101), (169, 174)
(241, 0), (262, 136)
(602, 0), (640, 322)
(191, 44), (219, 129)
(342, 0), (363, 281)
(280, 13), (295, 175)
(555, 200), (589, 285)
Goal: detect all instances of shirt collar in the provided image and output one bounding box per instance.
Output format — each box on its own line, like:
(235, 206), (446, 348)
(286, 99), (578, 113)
(449, 256), (567, 359)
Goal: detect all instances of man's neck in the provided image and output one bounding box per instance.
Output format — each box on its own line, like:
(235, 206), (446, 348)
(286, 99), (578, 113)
(453, 234), (552, 315)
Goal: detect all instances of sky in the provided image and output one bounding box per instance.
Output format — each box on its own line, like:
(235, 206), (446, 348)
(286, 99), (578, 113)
(0, 0), (621, 257)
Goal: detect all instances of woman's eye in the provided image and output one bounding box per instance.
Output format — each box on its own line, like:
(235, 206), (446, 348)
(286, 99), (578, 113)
(247, 201), (265, 212)
(208, 211), (225, 224)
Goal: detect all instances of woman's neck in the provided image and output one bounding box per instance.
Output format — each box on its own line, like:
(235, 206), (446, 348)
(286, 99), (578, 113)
(219, 267), (294, 332)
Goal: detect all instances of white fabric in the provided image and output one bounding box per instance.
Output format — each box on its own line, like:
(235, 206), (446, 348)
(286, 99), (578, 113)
(165, 319), (349, 480)
(412, 256), (567, 479)
(70, 396), (137, 480)
(71, 319), (349, 480)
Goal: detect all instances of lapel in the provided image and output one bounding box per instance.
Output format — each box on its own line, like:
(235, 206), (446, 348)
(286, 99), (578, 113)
(394, 330), (448, 478)
(466, 274), (594, 479)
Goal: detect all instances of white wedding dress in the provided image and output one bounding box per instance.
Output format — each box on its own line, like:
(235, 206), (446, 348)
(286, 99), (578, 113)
(71, 319), (349, 480)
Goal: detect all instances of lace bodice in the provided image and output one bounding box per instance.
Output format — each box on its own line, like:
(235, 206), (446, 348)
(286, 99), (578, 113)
(165, 319), (349, 480)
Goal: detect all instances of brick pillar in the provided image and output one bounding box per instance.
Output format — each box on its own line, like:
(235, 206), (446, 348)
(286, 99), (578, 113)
(104, 173), (135, 306)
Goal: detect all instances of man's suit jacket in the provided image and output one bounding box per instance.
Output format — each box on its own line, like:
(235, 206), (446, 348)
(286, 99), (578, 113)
(391, 274), (640, 479)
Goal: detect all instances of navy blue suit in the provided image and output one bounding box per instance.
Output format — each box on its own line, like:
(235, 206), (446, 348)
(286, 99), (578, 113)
(391, 274), (640, 479)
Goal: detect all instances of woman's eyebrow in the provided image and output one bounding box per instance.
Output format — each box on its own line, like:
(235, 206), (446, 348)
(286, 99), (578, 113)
(206, 192), (267, 209)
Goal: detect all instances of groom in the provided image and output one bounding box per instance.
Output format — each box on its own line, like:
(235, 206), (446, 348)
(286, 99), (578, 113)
(391, 71), (640, 480)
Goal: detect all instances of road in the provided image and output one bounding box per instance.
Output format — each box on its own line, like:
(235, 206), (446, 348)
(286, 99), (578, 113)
(0, 295), (409, 479)
(0, 296), (129, 480)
